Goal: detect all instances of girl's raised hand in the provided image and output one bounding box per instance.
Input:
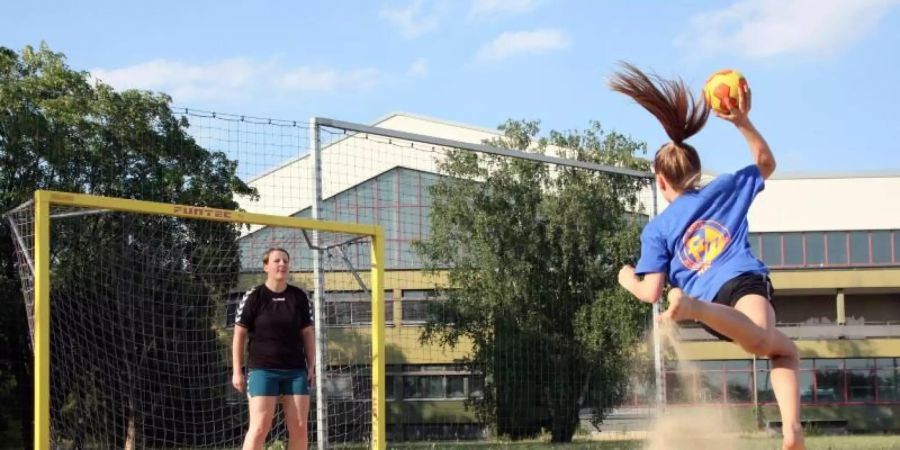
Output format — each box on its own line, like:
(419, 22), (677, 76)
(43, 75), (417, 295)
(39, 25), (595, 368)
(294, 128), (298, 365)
(716, 84), (751, 126)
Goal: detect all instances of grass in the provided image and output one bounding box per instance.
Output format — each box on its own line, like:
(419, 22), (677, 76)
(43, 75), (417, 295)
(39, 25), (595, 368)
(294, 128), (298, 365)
(384, 435), (900, 450)
(100, 435), (900, 449)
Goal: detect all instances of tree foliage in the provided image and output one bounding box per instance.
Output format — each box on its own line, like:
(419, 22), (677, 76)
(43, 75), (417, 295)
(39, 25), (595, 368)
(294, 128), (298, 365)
(415, 119), (653, 442)
(0, 43), (256, 448)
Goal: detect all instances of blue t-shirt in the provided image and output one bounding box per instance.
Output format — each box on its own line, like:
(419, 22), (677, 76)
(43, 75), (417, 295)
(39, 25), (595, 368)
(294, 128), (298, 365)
(634, 164), (768, 301)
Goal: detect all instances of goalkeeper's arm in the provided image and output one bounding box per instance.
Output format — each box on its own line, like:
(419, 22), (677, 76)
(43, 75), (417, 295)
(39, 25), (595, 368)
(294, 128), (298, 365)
(302, 325), (315, 386)
(232, 326), (248, 393)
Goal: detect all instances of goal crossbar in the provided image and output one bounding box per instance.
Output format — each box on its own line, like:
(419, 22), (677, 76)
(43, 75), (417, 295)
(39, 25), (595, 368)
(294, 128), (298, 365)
(28, 190), (388, 450)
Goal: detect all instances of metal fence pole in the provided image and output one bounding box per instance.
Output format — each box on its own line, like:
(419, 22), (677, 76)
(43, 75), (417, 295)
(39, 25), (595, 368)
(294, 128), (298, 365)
(310, 117), (328, 450)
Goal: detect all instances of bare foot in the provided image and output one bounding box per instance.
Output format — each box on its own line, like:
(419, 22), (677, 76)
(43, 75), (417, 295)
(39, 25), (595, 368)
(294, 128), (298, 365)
(658, 288), (697, 322)
(783, 424), (805, 450)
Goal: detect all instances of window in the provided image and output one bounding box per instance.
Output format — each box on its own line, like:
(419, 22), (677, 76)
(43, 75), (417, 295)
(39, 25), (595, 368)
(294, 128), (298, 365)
(399, 171), (420, 206)
(872, 231), (893, 264)
(468, 374), (484, 398)
(827, 232), (848, 265)
(420, 174), (436, 206)
(750, 358), (900, 406)
(358, 207), (375, 226)
(356, 182), (375, 207)
(395, 364), (483, 400)
(723, 360), (752, 403)
(404, 375), (445, 399)
(352, 375), (371, 400)
(399, 207), (420, 239)
(804, 233), (825, 266)
(757, 360), (775, 403)
(850, 232), (870, 264)
(377, 207), (397, 239)
(402, 290), (430, 323)
(447, 376), (466, 398)
(336, 191), (356, 223)
(698, 361), (724, 403)
(876, 359), (899, 403)
(783, 233), (803, 266)
(398, 240), (422, 269)
(386, 375), (395, 400)
(402, 290), (447, 324)
(799, 370), (815, 404)
(749, 230), (899, 268)
(815, 359), (844, 403)
(664, 360), (753, 405)
(325, 291), (393, 325)
(377, 174), (396, 204)
(329, 302), (352, 325)
(321, 202), (336, 221)
(895, 232), (900, 265)
(665, 371), (691, 404)
(661, 358), (900, 406)
(749, 235), (761, 260)
(761, 234), (782, 266)
(846, 358), (875, 402)
(402, 300), (429, 323)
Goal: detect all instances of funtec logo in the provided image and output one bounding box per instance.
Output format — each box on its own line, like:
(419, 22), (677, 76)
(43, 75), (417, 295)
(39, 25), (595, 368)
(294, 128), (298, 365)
(678, 220), (731, 273)
(172, 206), (233, 220)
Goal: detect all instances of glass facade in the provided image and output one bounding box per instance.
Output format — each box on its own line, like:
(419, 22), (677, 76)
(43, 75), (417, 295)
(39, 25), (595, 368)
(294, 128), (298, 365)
(325, 291), (394, 326)
(651, 358), (900, 406)
(238, 167), (899, 272)
(389, 364), (483, 401)
(239, 167), (442, 271)
(751, 230), (899, 268)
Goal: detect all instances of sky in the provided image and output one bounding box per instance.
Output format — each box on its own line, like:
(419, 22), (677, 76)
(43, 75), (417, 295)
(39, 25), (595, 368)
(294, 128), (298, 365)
(4, 0), (900, 175)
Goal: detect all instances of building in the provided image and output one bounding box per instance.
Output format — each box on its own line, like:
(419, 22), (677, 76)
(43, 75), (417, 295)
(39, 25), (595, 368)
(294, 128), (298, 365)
(234, 112), (900, 438)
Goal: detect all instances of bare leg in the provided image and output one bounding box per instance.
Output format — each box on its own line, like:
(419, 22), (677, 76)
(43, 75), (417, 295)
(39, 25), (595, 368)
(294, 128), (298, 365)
(281, 394), (311, 450)
(243, 396), (278, 450)
(661, 289), (805, 450)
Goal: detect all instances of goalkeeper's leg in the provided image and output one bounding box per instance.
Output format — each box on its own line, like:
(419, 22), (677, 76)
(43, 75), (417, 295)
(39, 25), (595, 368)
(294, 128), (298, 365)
(282, 394), (311, 450)
(242, 396), (278, 450)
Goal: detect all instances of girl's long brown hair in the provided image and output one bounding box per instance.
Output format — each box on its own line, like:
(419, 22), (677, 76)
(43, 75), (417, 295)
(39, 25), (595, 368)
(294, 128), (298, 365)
(608, 62), (710, 191)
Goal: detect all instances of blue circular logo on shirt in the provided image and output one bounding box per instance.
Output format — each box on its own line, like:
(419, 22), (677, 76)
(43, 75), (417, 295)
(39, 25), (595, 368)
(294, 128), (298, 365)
(678, 220), (732, 273)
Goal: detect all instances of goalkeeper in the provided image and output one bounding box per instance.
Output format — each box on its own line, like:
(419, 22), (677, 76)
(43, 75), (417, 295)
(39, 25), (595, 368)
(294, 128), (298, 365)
(233, 247), (315, 450)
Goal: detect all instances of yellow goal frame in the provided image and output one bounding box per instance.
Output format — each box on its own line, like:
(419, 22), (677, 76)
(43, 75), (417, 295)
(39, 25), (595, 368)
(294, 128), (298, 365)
(31, 190), (387, 450)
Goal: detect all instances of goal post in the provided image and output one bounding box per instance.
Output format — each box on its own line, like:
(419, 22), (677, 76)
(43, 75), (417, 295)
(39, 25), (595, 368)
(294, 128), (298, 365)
(15, 190), (386, 450)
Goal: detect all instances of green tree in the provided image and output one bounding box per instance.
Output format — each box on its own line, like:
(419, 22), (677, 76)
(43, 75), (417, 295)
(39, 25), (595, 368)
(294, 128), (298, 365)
(415, 119), (653, 442)
(0, 44), (257, 448)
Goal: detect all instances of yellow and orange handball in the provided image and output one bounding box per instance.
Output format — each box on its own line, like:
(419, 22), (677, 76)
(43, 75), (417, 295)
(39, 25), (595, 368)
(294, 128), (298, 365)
(703, 69), (748, 115)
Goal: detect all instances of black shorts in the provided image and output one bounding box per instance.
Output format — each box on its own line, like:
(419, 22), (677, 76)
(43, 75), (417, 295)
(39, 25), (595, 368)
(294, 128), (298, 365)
(701, 273), (775, 342)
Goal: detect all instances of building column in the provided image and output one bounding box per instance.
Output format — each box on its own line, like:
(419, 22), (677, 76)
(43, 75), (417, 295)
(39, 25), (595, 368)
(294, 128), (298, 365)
(836, 289), (846, 325)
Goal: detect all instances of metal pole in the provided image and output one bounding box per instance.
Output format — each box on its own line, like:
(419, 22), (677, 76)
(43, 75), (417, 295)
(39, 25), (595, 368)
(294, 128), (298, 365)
(370, 231), (387, 450)
(34, 191), (51, 450)
(310, 117), (328, 450)
(752, 355), (760, 426)
(651, 184), (666, 415)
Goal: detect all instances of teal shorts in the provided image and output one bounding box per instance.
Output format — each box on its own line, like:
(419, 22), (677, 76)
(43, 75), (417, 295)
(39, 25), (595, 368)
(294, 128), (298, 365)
(247, 369), (309, 397)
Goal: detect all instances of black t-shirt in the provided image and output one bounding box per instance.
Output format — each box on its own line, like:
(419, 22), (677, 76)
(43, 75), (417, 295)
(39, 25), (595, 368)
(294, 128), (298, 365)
(235, 284), (313, 370)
